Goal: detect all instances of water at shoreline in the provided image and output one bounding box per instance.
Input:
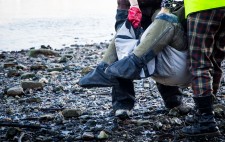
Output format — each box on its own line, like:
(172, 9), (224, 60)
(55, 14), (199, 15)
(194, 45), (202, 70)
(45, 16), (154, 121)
(0, 0), (116, 51)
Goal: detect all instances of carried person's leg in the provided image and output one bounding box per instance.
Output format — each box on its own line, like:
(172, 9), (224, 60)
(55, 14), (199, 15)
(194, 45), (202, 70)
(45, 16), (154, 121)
(105, 13), (187, 79)
(78, 36), (119, 87)
(78, 8), (130, 88)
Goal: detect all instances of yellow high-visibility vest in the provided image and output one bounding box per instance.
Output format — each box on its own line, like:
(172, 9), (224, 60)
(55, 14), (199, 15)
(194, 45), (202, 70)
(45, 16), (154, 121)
(184, 0), (225, 17)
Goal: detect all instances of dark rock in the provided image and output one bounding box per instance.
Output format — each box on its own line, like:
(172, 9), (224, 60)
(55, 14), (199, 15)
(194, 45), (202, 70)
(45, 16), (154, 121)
(3, 62), (18, 68)
(62, 109), (82, 118)
(6, 127), (21, 139)
(7, 69), (21, 77)
(82, 132), (94, 140)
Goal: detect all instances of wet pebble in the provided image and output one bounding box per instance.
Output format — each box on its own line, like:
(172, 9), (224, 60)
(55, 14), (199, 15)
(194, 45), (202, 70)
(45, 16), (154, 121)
(21, 81), (44, 89)
(7, 86), (24, 96)
(82, 131), (95, 140)
(62, 108), (82, 118)
(0, 44), (224, 142)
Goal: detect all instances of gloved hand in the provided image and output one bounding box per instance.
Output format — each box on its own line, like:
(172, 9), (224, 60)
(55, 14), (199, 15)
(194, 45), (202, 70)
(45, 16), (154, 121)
(128, 6), (142, 28)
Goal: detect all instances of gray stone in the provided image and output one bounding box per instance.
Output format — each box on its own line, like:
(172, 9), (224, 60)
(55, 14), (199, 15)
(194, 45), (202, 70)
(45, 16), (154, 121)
(3, 62), (17, 68)
(62, 109), (82, 118)
(154, 122), (163, 130)
(7, 69), (21, 77)
(39, 114), (55, 121)
(16, 64), (28, 70)
(30, 64), (47, 70)
(97, 131), (109, 139)
(7, 86), (24, 96)
(82, 132), (94, 140)
(20, 73), (36, 79)
(21, 81), (44, 89)
(47, 67), (64, 72)
(170, 117), (182, 125)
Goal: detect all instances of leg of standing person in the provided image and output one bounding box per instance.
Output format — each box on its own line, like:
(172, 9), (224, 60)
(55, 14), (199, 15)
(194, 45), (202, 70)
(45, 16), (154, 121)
(182, 8), (225, 136)
(156, 83), (191, 114)
(79, 8), (135, 119)
(111, 9), (136, 118)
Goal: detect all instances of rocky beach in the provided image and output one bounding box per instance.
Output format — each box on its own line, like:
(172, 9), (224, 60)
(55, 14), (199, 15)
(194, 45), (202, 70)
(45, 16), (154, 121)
(1, 0), (225, 141)
(0, 43), (225, 142)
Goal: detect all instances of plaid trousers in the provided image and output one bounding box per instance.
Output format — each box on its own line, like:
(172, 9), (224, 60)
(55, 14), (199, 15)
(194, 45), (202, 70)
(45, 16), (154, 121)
(187, 8), (225, 96)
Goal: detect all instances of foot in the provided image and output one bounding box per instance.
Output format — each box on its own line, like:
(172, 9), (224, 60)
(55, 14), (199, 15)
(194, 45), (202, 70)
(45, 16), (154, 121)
(79, 62), (119, 87)
(182, 124), (221, 137)
(105, 54), (143, 80)
(185, 109), (199, 124)
(182, 113), (221, 136)
(115, 109), (132, 120)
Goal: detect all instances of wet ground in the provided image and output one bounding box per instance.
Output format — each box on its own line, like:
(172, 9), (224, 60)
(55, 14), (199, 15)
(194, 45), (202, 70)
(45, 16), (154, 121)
(0, 1), (225, 141)
(0, 44), (225, 142)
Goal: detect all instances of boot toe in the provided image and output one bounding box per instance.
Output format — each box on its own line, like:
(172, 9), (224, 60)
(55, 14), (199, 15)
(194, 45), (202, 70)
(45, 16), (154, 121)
(79, 63), (118, 87)
(182, 125), (221, 137)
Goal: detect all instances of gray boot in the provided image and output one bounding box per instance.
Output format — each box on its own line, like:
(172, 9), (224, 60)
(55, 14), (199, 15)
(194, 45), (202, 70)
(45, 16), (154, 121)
(78, 62), (119, 87)
(105, 13), (187, 79)
(79, 37), (119, 87)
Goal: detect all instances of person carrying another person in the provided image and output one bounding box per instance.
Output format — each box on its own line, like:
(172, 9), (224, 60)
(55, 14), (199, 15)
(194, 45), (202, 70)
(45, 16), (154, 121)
(79, 0), (191, 119)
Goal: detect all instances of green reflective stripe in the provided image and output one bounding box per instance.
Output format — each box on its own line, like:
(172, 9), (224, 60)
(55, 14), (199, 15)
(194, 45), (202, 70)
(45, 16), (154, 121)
(184, 0), (225, 17)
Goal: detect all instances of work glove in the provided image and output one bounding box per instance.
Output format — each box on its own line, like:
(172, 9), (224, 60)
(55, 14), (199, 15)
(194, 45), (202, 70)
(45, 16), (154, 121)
(128, 6), (142, 28)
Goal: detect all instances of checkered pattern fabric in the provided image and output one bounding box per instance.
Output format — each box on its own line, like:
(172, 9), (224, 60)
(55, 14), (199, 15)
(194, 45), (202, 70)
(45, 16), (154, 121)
(187, 8), (225, 96)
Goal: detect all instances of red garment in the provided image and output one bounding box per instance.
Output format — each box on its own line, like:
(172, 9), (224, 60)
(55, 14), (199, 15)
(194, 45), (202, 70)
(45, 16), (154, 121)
(128, 7), (142, 28)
